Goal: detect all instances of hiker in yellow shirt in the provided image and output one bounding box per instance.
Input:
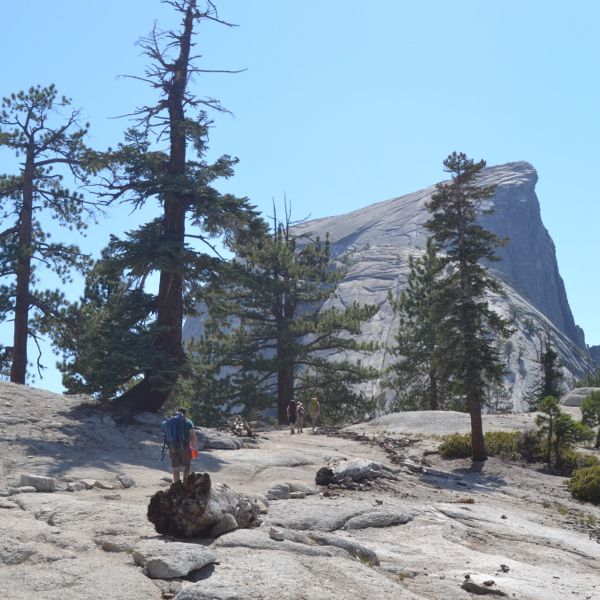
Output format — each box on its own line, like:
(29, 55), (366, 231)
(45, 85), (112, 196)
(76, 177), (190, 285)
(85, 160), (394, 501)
(309, 397), (320, 432)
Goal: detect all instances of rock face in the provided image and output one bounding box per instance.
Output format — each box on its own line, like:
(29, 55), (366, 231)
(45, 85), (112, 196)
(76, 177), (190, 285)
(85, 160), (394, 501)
(184, 162), (590, 410)
(1, 383), (599, 600)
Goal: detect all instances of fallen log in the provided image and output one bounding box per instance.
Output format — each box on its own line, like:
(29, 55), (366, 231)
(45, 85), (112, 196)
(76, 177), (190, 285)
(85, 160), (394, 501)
(147, 472), (262, 538)
(315, 458), (399, 487)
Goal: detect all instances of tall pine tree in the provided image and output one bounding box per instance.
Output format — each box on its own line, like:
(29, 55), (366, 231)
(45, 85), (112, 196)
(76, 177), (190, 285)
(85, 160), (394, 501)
(51, 1), (263, 414)
(0, 85), (94, 383)
(526, 326), (565, 411)
(191, 212), (380, 424)
(425, 152), (513, 461)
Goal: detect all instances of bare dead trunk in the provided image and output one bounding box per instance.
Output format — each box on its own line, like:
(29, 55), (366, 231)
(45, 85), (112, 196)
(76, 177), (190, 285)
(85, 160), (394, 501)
(114, 2), (196, 414)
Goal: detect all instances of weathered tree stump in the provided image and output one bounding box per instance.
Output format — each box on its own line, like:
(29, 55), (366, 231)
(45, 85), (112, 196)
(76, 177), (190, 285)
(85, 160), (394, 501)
(148, 472), (261, 538)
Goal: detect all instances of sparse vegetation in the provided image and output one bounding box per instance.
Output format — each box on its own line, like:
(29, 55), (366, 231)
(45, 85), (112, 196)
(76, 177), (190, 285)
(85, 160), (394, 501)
(439, 431), (522, 459)
(568, 465), (600, 503)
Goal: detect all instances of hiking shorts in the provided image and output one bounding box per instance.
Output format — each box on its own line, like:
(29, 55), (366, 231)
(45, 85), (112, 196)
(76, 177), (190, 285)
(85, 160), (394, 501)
(288, 414), (297, 425)
(170, 446), (191, 469)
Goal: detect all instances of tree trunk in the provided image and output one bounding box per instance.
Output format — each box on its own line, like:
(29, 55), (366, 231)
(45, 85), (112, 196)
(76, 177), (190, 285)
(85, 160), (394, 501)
(467, 389), (487, 461)
(147, 472), (261, 538)
(429, 369), (438, 410)
(11, 151), (34, 384)
(277, 358), (294, 425)
(113, 2), (195, 414)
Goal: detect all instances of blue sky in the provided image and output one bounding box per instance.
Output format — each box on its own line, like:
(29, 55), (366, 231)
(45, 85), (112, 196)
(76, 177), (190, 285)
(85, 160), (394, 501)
(2, 0), (599, 393)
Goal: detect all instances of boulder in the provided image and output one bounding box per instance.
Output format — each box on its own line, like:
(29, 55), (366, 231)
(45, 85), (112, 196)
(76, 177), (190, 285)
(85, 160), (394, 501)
(19, 474), (57, 492)
(132, 539), (217, 579)
(560, 387), (600, 407)
(195, 427), (244, 450)
(116, 474), (136, 488)
(266, 483), (291, 500)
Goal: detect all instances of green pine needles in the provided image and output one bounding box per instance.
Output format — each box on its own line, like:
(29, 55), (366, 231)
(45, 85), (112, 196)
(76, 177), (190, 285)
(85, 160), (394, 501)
(424, 152), (514, 460)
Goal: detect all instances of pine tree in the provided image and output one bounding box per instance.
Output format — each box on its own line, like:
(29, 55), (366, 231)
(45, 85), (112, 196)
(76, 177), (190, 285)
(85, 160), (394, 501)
(0, 85), (94, 384)
(195, 212), (380, 425)
(526, 327), (565, 411)
(60, 1), (264, 415)
(386, 238), (449, 410)
(581, 390), (600, 449)
(425, 152), (513, 461)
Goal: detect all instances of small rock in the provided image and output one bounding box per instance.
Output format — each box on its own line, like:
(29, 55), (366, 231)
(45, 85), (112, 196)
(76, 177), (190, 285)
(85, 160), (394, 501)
(266, 483), (291, 500)
(66, 482), (87, 492)
(102, 415), (116, 427)
(290, 491), (307, 499)
(19, 473), (57, 492)
(269, 527), (285, 541)
(93, 480), (115, 490)
(288, 482), (319, 495)
(9, 486), (36, 495)
(117, 474), (136, 489)
(103, 493), (122, 500)
(100, 537), (136, 553)
(500, 564), (510, 573)
(483, 580), (495, 586)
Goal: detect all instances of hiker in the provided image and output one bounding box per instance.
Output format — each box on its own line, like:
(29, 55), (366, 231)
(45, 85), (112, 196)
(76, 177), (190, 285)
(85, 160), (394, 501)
(167, 408), (198, 483)
(287, 400), (298, 435)
(296, 402), (305, 433)
(309, 397), (320, 431)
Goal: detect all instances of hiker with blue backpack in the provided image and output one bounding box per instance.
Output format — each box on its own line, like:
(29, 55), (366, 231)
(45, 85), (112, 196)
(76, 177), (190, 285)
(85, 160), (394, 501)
(162, 408), (198, 483)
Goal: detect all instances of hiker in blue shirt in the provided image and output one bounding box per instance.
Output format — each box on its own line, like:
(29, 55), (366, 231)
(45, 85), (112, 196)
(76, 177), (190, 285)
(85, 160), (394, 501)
(169, 408), (198, 483)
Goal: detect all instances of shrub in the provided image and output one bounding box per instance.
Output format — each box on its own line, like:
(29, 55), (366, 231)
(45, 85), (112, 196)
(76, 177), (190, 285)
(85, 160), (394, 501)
(517, 429), (544, 462)
(439, 431), (523, 460)
(568, 465), (600, 502)
(439, 433), (472, 458)
(484, 431), (522, 459)
(559, 450), (600, 474)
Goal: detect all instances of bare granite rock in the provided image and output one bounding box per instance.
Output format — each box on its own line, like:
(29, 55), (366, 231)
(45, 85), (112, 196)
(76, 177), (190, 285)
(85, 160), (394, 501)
(133, 539), (217, 579)
(1, 382), (599, 600)
(184, 162), (592, 411)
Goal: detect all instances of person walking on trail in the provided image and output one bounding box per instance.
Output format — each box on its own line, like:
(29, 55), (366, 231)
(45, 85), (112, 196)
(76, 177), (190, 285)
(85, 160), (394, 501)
(169, 408), (198, 483)
(287, 400), (299, 434)
(296, 402), (305, 433)
(309, 397), (321, 431)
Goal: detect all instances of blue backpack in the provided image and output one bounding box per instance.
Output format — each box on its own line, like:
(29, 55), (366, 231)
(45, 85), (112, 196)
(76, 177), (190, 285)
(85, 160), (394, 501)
(161, 412), (186, 458)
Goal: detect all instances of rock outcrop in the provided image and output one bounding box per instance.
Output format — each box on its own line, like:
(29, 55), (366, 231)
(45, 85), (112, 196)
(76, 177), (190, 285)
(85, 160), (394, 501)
(184, 162), (590, 410)
(1, 382), (599, 600)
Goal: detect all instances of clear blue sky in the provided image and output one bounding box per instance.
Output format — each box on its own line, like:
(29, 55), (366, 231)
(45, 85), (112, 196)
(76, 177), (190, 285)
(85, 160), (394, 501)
(2, 0), (599, 393)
